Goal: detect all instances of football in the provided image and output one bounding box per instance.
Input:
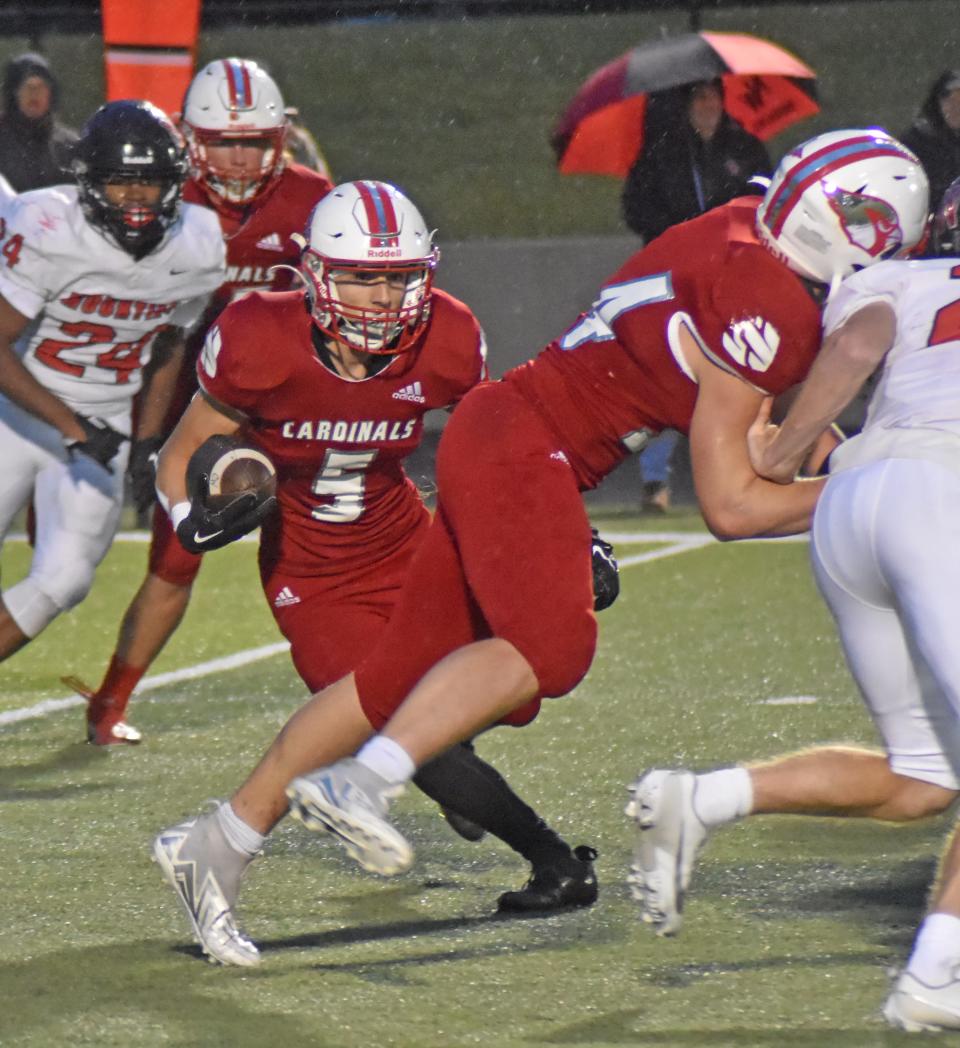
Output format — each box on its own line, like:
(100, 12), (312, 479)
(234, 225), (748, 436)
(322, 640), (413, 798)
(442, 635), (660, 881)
(187, 434), (277, 514)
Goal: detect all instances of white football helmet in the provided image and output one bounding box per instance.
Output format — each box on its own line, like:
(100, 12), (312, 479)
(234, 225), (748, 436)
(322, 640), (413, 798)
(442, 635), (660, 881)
(296, 180), (439, 354)
(757, 129), (929, 287)
(181, 58), (288, 207)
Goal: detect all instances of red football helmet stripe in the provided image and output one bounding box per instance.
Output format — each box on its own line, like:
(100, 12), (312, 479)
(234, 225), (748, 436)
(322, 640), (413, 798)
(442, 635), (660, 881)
(355, 180), (400, 248)
(223, 58), (252, 111)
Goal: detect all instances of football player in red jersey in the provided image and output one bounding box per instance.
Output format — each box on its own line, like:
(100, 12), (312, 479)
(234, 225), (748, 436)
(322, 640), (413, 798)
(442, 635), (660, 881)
(66, 58), (333, 745)
(152, 130), (928, 967)
(152, 180), (599, 965)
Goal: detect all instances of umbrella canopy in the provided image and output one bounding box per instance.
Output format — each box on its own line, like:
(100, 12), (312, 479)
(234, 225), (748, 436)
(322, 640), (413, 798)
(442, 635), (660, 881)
(553, 32), (819, 178)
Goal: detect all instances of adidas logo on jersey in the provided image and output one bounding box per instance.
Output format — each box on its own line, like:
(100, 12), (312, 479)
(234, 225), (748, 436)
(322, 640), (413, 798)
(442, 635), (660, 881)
(393, 382), (425, 404)
(255, 233), (284, 252)
(273, 586), (301, 608)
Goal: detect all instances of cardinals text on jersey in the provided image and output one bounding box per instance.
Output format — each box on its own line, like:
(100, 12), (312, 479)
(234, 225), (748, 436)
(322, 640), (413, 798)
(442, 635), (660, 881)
(198, 286), (486, 577)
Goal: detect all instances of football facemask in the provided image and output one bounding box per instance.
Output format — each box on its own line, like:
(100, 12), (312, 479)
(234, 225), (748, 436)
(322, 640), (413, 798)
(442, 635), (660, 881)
(301, 253), (435, 355)
(933, 176), (960, 257)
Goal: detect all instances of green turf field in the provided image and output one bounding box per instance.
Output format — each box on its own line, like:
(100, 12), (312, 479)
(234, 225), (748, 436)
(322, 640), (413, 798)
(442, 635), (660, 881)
(0, 1), (957, 237)
(0, 515), (946, 1046)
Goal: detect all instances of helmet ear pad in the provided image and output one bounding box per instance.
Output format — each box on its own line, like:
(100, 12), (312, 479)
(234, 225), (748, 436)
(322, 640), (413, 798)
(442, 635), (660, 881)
(756, 129), (929, 285)
(72, 100), (188, 259)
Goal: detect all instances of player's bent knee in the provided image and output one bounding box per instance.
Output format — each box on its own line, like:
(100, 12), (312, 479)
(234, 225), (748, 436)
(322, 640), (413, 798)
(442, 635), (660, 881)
(38, 559), (97, 613)
(1, 578), (63, 637)
(524, 619), (597, 698)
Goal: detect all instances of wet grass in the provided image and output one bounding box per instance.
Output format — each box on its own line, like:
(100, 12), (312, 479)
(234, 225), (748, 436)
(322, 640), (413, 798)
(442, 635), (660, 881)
(0, 522), (946, 1045)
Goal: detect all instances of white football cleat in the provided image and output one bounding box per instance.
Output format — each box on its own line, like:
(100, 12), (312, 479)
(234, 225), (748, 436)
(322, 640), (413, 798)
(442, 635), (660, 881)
(884, 969), (960, 1032)
(286, 758), (413, 876)
(625, 769), (708, 936)
(153, 812), (260, 967)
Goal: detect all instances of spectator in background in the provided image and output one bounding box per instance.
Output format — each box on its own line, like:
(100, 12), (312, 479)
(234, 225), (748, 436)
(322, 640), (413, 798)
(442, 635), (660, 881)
(900, 70), (960, 215)
(639, 430), (678, 513)
(0, 53), (77, 192)
(622, 79), (771, 243)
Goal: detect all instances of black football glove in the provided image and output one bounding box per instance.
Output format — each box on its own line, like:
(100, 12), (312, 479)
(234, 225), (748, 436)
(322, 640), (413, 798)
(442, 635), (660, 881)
(175, 489), (277, 555)
(591, 527), (620, 612)
(64, 414), (127, 473)
(128, 436), (164, 514)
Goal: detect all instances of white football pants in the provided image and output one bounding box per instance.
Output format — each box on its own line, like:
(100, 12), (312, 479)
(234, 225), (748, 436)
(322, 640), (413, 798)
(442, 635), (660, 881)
(812, 456), (960, 790)
(0, 399), (129, 638)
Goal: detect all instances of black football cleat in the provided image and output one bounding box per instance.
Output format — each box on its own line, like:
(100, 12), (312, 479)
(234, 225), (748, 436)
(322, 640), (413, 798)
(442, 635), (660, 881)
(497, 845), (599, 913)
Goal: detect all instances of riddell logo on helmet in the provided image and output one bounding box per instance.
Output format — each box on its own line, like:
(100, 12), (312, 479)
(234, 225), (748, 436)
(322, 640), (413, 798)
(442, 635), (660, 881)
(367, 247), (403, 258)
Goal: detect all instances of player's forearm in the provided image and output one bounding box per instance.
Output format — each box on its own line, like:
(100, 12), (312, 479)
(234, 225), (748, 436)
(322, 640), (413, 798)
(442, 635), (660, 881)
(155, 438), (190, 510)
(156, 393), (241, 512)
(699, 473), (826, 540)
(757, 308), (892, 479)
(0, 341), (84, 440)
(137, 331), (185, 438)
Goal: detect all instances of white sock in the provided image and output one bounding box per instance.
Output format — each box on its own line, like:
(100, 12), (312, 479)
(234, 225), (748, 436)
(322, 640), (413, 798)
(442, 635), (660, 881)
(216, 801), (266, 858)
(906, 912), (960, 986)
(356, 736), (416, 785)
(692, 767), (754, 827)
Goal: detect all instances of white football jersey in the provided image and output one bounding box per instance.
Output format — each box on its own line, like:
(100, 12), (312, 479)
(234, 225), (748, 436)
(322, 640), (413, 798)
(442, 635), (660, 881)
(0, 185), (225, 419)
(825, 258), (960, 473)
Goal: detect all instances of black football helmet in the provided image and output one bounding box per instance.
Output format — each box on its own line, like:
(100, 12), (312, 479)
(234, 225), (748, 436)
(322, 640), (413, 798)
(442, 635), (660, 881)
(72, 100), (188, 259)
(933, 177), (960, 257)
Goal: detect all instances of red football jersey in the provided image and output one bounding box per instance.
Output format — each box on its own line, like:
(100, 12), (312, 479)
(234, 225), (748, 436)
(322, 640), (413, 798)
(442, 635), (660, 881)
(507, 197), (823, 489)
(198, 287), (488, 578)
(183, 162), (333, 338)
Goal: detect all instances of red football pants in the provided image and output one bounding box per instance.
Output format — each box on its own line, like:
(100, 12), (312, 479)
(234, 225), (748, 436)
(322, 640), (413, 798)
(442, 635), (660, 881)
(262, 517), (427, 693)
(355, 381), (597, 730)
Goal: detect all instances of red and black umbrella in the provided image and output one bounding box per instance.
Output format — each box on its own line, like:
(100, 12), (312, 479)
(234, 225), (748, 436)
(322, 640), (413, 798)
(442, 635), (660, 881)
(553, 32), (819, 178)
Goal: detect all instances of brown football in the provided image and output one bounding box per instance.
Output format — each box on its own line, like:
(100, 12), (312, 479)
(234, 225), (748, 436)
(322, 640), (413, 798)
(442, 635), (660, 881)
(205, 445), (277, 513)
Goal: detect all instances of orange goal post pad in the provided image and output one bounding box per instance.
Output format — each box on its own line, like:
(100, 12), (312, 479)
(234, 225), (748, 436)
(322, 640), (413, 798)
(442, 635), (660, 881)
(101, 0), (202, 116)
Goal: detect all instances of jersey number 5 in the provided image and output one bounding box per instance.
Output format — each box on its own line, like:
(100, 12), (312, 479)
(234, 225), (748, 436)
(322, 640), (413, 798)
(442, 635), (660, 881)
(311, 449), (377, 523)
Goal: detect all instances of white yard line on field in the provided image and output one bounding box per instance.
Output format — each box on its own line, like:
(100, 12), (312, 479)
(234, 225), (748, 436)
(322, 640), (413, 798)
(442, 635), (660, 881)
(0, 641), (290, 727)
(0, 527), (809, 729)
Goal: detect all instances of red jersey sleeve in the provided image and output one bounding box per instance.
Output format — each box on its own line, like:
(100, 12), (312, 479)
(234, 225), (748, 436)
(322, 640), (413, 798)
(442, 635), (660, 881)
(697, 243), (823, 395)
(197, 291), (296, 415)
(421, 288), (489, 404)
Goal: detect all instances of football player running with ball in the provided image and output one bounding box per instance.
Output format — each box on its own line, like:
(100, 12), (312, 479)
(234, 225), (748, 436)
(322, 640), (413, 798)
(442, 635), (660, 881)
(65, 58), (334, 745)
(630, 178), (960, 1034)
(0, 100), (224, 671)
(153, 181), (601, 964)
(152, 130), (928, 967)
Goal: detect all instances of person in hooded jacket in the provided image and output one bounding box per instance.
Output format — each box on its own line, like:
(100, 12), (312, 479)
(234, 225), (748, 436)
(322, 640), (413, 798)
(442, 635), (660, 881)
(622, 79), (771, 244)
(900, 70), (960, 216)
(0, 52), (78, 193)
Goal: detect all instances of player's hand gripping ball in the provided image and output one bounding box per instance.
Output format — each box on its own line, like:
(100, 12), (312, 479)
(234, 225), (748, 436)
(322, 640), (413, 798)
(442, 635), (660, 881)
(176, 435), (277, 554)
